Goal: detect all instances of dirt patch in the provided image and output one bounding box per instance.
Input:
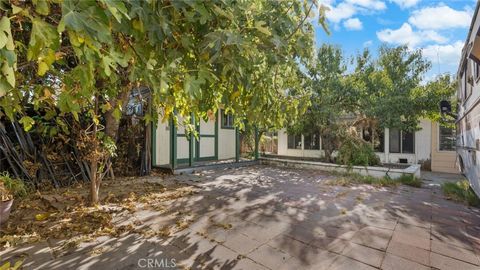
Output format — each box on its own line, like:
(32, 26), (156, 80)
(0, 173), (198, 249)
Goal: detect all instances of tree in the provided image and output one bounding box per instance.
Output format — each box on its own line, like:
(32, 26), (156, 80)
(352, 45), (431, 132)
(0, 0), (326, 204)
(291, 44), (357, 162)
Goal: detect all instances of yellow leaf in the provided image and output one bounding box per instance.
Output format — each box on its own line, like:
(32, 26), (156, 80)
(0, 262), (10, 270)
(35, 213), (49, 221)
(37, 62), (48, 76)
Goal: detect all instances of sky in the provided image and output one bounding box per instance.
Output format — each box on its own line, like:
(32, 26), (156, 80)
(315, 0), (477, 81)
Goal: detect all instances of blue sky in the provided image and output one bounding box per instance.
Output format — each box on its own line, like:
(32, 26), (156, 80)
(315, 0), (476, 80)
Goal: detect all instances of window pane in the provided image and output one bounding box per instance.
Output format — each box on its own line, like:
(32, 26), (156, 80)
(221, 110), (233, 128)
(288, 134), (301, 149)
(295, 135), (302, 149)
(389, 128), (400, 153)
(402, 131), (414, 153)
(304, 133), (320, 150)
(439, 125), (456, 151)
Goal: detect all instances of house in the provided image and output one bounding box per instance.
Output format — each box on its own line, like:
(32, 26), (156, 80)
(151, 110), (258, 170)
(277, 118), (458, 173)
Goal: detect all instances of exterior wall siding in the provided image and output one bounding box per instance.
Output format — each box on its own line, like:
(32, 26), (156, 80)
(218, 113), (236, 160)
(277, 119), (441, 167)
(155, 119), (170, 166)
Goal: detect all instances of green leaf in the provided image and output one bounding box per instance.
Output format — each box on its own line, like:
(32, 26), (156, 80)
(255, 21), (271, 36)
(62, 0), (111, 43)
(33, 0), (50, 16)
(0, 17), (14, 50)
(101, 0), (130, 23)
(37, 61), (49, 76)
(28, 18), (59, 61)
(12, 5), (23, 15)
(1, 62), (15, 87)
(19, 116), (35, 131)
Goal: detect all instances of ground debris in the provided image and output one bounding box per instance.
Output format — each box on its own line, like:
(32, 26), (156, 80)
(0, 175), (194, 249)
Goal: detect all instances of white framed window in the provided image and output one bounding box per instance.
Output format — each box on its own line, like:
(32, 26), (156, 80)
(287, 134), (302, 149)
(389, 129), (414, 154)
(439, 124), (456, 151)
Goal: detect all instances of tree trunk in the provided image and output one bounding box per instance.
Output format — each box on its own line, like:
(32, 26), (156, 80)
(90, 159), (99, 205)
(104, 87), (132, 140)
(322, 134), (335, 163)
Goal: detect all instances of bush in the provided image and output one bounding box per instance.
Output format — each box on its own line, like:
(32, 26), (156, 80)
(337, 136), (380, 166)
(397, 174), (422, 188)
(0, 172), (27, 201)
(442, 180), (480, 207)
(327, 172), (398, 187)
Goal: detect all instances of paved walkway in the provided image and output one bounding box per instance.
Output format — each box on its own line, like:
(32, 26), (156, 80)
(1, 165), (480, 269)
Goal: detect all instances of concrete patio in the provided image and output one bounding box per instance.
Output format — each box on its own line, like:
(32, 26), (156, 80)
(1, 165), (480, 269)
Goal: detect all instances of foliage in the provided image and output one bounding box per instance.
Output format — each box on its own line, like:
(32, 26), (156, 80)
(352, 45), (432, 132)
(397, 174), (422, 188)
(442, 180), (480, 207)
(336, 133), (380, 166)
(327, 172), (398, 187)
(290, 44), (355, 162)
(0, 172), (27, 201)
(0, 258), (24, 270)
(0, 0), (326, 203)
(416, 74), (457, 128)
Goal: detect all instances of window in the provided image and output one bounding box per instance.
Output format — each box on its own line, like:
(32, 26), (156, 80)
(287, 134), (302, 149)
(439, 124), (456, 151)
(304, 133), (320, 150)
(221, 109), (234, 129)
(465, 62), (472, 100)
(362, 127), (384, 152)
(389, 129), (414, 154)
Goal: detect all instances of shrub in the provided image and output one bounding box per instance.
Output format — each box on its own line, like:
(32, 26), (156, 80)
(442, 180), (480, 207)
(0, 172), (27, 201)
(337, 135), (380, 166)
(397, 174), (422, 188)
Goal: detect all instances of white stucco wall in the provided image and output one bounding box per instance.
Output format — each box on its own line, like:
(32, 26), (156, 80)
(155, 119), (170, 166)
(277, 129), (323, 158)
(218, 112), (236, 160)
(277, 119), (433, 165)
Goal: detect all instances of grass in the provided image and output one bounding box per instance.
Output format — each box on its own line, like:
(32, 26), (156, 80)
(327, 172), (422, 188)
(397, 174), (423, 188)
(327, 172), (398, 187)
(442, 180), (480, 207)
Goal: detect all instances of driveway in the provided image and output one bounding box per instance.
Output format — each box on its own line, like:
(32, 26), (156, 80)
(1, 165), (480, 269)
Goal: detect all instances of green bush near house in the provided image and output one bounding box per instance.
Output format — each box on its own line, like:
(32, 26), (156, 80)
(442, 180), (480, 207)
(397, 174), (422, 188)
(337, 137), (380, 167)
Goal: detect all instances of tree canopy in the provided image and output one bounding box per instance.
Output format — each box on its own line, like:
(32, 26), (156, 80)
(291, 43), (457, 162)
(0, 0), (327, 203)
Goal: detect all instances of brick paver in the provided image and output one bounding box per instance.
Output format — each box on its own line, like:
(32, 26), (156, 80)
(1, 165), (479, 270)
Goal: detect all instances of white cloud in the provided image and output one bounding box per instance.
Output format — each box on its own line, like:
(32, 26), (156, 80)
(344, 18), (363, 30)
(422, 41), (464, 66)
(389, 0), (421, 9)
(325, 2), (357, 23)
(376, 23), (447, 47)
(363, 40), (373, 47)
(408, 5), (472, 30)
(346, 0), (387, 10)
(322, 0), (386, 24)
